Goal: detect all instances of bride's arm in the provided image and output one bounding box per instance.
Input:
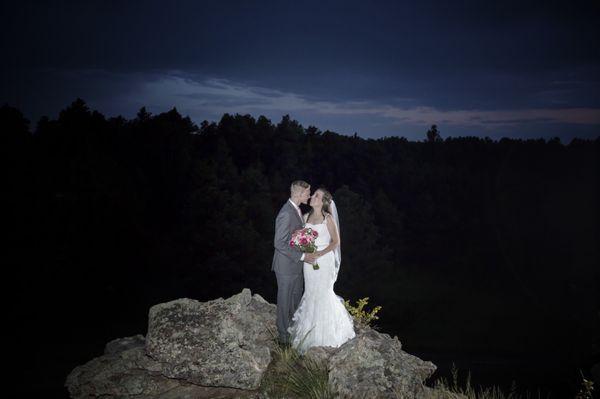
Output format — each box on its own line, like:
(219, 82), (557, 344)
(315, 215), (339, 257)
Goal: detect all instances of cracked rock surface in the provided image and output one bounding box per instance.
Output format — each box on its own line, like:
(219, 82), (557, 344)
(66, 288), (440, 399)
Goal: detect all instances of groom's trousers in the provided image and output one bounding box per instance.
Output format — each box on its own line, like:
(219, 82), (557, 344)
(275, 271), (304, 344)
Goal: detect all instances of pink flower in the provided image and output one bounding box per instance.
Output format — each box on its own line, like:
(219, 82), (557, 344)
(300, 237), (308, 246)
(312, 230), (318, 237)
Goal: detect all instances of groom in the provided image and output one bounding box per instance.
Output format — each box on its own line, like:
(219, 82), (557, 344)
(272, 180), (317, 345)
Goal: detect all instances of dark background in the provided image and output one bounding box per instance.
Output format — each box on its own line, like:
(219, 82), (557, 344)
(2, 0), (599, 396)
(3, 100), (598, 397)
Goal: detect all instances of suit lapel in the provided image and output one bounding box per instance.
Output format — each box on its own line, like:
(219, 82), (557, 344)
(288, 201), (303, 226)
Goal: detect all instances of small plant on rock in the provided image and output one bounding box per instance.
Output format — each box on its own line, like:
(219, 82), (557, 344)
(344, 296), (382, 327)
(575, 369), (594, 399)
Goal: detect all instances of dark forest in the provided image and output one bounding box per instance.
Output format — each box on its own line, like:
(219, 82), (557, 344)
(3, 99), (598, 396)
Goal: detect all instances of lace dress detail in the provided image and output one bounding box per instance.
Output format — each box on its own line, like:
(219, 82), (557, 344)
(287, 216), (356, 354)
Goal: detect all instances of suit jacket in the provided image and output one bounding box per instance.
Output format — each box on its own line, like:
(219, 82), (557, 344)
(271, 200), (304, 275)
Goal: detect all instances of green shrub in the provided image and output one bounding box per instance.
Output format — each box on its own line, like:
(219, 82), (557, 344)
(343, 296), (382, 327)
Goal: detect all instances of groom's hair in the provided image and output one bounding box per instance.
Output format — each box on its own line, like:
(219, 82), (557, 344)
(290, 180), (310, 195)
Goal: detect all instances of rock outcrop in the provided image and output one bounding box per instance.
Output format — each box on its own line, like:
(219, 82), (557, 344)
(66, 288), (440, 398)
(326, 328), (436, 398)
(145, 289), (277, 389)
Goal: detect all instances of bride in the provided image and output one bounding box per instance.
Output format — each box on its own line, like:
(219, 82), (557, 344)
(287, 188), (356, 354)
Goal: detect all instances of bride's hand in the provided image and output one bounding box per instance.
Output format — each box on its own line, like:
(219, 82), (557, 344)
(314, 250), (324, 257)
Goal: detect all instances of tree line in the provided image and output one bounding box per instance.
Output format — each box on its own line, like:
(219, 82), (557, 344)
(3, 99), (598, 393)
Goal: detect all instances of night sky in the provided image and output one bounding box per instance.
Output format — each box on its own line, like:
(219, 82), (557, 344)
(2, 0), (599, 141)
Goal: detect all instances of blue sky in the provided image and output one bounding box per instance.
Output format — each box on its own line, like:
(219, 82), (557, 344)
(2, 0), (599, 141)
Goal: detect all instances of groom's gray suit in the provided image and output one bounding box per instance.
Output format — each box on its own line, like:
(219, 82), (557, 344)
(272, 200), (305, 344)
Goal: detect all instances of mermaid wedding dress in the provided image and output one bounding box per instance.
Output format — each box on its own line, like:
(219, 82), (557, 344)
(287, 214), (356, 354)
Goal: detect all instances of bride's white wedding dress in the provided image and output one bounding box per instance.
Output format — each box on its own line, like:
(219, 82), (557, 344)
(287, 215), (356, 354)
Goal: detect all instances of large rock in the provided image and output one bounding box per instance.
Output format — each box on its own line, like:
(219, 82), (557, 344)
(66, 288), (442, 398)
(304, 328), (437, 398)
(66, 346), (179, 398)
(145, 288), (277, 390)
(65, 344), (259, 399)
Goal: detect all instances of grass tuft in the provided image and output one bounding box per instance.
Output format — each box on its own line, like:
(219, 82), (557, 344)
(263, 325), (334, 399)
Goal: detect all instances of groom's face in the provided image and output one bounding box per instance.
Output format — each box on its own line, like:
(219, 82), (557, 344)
(300, 186), (311, 205)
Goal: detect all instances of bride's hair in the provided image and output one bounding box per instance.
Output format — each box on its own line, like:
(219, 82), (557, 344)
(308, 187), (333, 220)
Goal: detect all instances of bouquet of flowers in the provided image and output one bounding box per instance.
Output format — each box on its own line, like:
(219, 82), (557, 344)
(289, 227), (320, 270)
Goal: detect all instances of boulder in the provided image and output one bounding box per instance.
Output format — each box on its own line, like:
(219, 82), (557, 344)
(145, 288), (276, 390)
(66, 346), (178, 398)
(66, 288), (441, 398)
(304, 328), (437, 398)
(66, 343), (259, 399)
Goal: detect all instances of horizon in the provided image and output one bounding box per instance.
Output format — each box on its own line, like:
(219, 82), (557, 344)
(7, 98), (597, 145)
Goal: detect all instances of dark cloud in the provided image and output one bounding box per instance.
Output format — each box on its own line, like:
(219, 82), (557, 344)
(1, 0), (598, 140)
